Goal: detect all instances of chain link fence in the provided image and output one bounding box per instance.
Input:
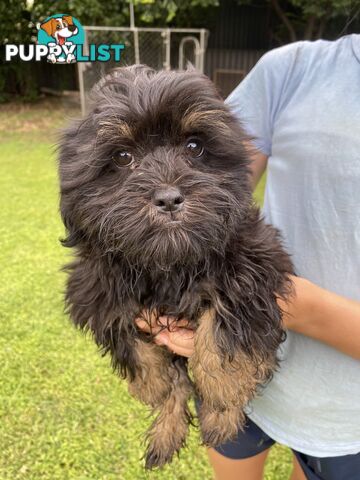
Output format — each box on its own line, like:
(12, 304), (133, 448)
(78, 27), (208, 114)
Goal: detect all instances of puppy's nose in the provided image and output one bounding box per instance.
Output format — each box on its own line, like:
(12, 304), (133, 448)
(68, 25), (77, 32)
(153, 186), (184, 213)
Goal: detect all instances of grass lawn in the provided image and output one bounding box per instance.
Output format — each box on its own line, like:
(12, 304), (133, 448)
(0, 102), (292, 479)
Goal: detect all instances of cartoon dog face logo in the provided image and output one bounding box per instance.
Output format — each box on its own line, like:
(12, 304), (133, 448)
(40, 16), (78, 46)
(38, 15), (82, 64)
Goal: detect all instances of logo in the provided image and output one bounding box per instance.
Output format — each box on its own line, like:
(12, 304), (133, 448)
(37, 14), (84, 63)
(5, 14), (125, 64)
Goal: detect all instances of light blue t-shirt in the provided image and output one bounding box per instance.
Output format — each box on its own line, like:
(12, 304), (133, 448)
(227, 35), (360, 457)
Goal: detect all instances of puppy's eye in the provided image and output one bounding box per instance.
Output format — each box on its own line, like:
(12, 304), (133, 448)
(56, 25), (61, 30)
(186, 138), (204, 158)
(112, 151), (134, 168)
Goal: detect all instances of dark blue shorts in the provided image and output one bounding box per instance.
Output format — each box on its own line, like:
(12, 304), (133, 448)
(201, 414), (360, 480)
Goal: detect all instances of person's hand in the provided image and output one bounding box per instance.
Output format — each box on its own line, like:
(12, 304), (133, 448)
(135, 315), (195, 358)
(134, 279), (300, 359)
(136, 275), (360, 360)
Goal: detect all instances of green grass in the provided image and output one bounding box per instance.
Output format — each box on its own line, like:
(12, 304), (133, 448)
(0, 103), (292, 479)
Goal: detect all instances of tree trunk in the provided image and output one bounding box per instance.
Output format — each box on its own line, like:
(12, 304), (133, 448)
(316, 9), (331, 39)
(317, 18), (327, 39)
(304, 15), (316, 40)
(270, 0), (297, 43)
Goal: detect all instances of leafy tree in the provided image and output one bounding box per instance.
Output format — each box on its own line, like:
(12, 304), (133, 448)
(31, 0), (128, 28)
(31, 0), (219, 28)
(0, 1), (37, 101)
(237, 0), (359, 42)
(1, 0), (357, 100)
(132, 0), (219, 26)
(0, 0), (218, 100)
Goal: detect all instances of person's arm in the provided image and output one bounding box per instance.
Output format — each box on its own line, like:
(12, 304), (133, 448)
(244, 141), (268, 190)
(279, 276), (360, 360)
(136, 276), (360, 361)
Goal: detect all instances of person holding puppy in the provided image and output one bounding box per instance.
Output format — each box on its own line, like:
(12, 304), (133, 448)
(137, 35), (360, 479)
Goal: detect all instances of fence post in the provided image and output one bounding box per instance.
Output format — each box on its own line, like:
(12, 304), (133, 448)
(199, 28), (207, 73)
(77, 62), (86, 116)
(133, 27), (140, 64)
(163, 28), (171, 70)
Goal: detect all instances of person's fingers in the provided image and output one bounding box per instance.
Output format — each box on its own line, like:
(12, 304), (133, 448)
(135, 318), (152, 333)
(155, 335), (193, 358)
(135, 314), (191, 333)
(166, 331), (195, 357)
(135, 309), (162, 333)
(154, 329), (195, 358)
(157, 316), (190, 329)
(135, 315), (195, 357)
(135, 318), (166, 336)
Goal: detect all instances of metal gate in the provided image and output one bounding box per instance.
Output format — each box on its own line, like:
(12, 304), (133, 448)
(78, 26), (208, 115)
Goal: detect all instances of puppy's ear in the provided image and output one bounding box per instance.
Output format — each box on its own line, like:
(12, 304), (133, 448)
(58, 117), (97, 249)
(62, 15), (74, 26)
(64, 254), (139, 380)
(212, 219), (293, 366)
(60, 215), (83, 249)
(40, 18), (56, 37)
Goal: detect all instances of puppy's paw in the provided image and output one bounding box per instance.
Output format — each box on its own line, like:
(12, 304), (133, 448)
(145, 427), (186, 469)
(145, 441), (175, 470)
(199, 406), (245, 447)
(144, 408), (189, 469)
(145, 431), (182, 469)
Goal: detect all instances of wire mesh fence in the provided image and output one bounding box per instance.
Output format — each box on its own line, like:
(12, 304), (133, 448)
(78, 27), (208, 114)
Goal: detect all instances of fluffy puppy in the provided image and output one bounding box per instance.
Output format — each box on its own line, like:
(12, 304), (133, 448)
(58, 65), (293, 469)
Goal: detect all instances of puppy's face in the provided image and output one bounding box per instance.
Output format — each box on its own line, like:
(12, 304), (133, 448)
(59, 66), (251, 267)
(41, 16), (78, 45)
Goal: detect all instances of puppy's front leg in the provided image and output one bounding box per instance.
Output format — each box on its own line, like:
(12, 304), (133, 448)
(128, 340), (192, 469)
(189, 309), (273, 446)
(128, 339), (174, 406)
(144, 358), (193, 469)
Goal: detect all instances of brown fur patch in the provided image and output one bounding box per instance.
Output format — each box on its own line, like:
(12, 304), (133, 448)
(181, 110), (232, 138)
(145, 363), (193, 469)
(128, 339), (173, 408)
(98, 120), (134, 141)
(198, 405), (246, 446)
(189, 309), (274, 445)
(128, 313), (194, 468)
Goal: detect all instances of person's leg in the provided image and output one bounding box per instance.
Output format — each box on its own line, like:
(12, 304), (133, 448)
(195, 399), (275, 479)
(290, 454), (307, 480)
(292, 450), (360, 480)
(196, 405), (275, 480)
(208, 446), (271, 480)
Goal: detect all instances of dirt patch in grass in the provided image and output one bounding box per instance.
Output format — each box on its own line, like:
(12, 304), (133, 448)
(0, 98), (81, 133)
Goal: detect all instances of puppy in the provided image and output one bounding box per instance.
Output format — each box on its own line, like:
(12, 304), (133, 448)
(40, 15), (78, 63)
(58, 66), (293, 469)
(40, 16), (78, 46)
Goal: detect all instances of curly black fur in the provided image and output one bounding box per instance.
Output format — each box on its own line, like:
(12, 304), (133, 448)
(58, 65), (293, 467)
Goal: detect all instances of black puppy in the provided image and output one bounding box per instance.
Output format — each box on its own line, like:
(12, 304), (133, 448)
(58, 65), (293, 469)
